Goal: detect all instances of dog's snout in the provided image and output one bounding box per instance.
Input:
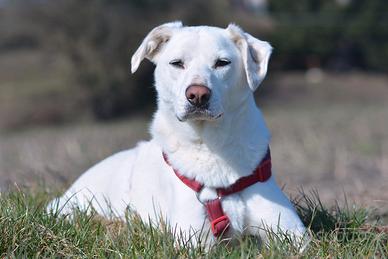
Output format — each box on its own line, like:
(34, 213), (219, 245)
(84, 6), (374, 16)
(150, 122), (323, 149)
(185, 85), (211, 107)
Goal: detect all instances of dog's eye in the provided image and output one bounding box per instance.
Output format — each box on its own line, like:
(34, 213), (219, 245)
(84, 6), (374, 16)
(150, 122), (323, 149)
(214, 58), (231, 68)
(169, 59), (185, 69)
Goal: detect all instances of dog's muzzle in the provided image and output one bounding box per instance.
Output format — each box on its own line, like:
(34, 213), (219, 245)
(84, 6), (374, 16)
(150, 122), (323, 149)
(176, 84), (223, 122)
(177, 107), (223, 122)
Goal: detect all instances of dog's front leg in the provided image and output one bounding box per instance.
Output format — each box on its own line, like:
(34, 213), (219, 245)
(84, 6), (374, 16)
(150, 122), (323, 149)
(241, 178), (307, 248)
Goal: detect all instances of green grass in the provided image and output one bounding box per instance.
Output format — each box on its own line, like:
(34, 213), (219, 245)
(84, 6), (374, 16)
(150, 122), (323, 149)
(0, 188), (386, 258)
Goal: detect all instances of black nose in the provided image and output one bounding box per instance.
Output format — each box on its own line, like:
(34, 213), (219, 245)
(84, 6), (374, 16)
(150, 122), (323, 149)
(185, 85), (211, 107)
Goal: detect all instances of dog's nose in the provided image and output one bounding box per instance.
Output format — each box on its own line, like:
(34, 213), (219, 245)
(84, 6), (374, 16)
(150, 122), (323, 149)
(185, 85), (211, 107)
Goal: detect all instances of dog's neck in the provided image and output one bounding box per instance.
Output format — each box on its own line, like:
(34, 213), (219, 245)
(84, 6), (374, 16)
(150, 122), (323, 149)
(150, 95), (271, 187)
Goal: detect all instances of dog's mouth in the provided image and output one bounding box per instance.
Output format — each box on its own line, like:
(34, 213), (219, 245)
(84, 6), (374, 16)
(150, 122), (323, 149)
(176, 107), (223, 122)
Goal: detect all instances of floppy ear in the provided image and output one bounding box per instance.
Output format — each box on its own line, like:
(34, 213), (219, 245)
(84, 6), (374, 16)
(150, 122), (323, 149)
(226, 24), (272, 91)
(131, 21), (183, 74)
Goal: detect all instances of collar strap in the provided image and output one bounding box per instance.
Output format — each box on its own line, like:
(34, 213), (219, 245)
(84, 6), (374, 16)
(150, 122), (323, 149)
(162, 148), (272, 238)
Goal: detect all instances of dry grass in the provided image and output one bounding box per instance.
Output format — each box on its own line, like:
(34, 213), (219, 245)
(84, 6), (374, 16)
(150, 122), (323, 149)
(1, 71), (388, 222)
(268, 103), (388, 211)
(0, 118), (149, 190)
(1, 104), (387, 222)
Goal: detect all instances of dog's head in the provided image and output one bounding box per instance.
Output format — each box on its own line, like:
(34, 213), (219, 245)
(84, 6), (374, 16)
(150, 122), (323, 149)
(131, 22), (272, 122)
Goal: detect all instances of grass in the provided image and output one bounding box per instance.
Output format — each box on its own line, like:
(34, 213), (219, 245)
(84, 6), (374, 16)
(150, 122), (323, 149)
(0, 188), (386, 258)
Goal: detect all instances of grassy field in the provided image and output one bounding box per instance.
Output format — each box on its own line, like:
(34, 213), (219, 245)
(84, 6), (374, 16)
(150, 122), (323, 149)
(1, 49), (388, 256)
(1, 100), (387, 258)
(1, 102), (387, 222)
(1, 188), (387, 257)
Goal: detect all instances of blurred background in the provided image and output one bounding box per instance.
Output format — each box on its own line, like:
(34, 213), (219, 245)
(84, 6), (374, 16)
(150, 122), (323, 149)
(0, 0), (387, 217)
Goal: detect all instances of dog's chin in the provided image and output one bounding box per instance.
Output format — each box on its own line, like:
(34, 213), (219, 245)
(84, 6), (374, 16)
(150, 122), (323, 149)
(176, 109), (223, 122)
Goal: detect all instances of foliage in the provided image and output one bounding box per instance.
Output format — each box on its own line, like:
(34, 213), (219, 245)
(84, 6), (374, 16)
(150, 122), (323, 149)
(14, 0), (231, 120)
(268, 0), (388, 71)
(1, 0), (388, 121)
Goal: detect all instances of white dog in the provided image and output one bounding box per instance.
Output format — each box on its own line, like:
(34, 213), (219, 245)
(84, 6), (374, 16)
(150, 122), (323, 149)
(49, 22), (306, 246)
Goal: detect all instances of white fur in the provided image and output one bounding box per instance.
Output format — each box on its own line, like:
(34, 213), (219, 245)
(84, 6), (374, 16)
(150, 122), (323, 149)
(48, 22), (307, 247)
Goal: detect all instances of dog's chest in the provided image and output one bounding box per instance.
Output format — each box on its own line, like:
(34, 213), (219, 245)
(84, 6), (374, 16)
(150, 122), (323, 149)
(174, 184), (248, 235)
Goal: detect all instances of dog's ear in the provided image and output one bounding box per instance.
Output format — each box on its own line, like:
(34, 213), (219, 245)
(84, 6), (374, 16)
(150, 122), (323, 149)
(226, 24), (272, 91)
(131, 21), (183, 73)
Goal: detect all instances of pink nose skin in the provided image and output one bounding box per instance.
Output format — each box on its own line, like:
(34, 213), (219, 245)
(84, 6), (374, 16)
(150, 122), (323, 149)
(185, 85), (211, 108)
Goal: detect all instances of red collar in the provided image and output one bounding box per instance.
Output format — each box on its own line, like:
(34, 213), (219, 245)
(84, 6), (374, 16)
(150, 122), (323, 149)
(162, 148), (272, 238)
